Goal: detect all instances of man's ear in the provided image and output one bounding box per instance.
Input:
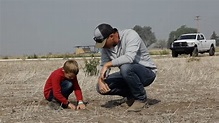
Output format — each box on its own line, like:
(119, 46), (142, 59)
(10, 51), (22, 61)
(62, 69), (66, 73)
(109, 33), (114, 38)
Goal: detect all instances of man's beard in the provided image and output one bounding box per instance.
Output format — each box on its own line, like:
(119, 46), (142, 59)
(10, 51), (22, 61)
(113, 42), (117, 47)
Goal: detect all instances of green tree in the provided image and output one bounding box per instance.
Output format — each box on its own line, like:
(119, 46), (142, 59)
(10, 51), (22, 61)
(167, 25), (197, 48)
(133, 25), (157, 47)
(210, 31), (217, 39)
(154, 39), (167, 49)
(210, 31), (219, 46)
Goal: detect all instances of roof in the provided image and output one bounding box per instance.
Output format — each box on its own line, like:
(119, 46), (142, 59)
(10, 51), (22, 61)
(181, 33), (204, 35)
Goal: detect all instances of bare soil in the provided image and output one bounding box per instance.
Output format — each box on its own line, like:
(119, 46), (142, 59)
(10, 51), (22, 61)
(0, 55), (218, 123)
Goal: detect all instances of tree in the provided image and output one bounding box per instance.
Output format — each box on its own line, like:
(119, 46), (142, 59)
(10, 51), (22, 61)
(167, 25), (197, 48)
(210, 31), (217, 39)
(210, 31), (219, 46)
(154, 40), (167, 49)
(133, 25), (157, 47)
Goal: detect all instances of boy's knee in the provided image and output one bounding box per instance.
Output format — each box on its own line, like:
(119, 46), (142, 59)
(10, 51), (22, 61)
(62, 80), (73, 89)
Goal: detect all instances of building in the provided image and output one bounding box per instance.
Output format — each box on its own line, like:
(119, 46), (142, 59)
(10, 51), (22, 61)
(75, 45), (98, 54)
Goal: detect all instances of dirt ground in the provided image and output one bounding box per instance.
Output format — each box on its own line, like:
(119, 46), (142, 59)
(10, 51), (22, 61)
(0, 55), (218, 123)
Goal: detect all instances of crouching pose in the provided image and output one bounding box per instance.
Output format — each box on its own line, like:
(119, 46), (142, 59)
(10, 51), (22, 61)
(93, 23), (157, 112)
(44, 59), (86, 110)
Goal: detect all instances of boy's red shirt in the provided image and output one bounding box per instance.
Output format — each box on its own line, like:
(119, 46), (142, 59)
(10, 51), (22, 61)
(44, 68), (83, 105)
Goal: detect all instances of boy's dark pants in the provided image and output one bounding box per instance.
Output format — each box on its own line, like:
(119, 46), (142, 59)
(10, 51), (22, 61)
(48, 80), (73, 104)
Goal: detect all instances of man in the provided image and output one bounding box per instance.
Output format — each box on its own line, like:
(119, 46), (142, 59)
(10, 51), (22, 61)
(93, 23), (157, 112)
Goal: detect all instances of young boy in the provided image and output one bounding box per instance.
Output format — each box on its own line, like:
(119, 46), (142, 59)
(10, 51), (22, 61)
(44, 59), (86, 110)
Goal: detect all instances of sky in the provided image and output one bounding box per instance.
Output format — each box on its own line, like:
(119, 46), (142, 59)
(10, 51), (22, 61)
(0, 0), (219, 56)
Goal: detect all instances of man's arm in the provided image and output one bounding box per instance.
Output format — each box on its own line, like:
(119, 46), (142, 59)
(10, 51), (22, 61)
(98, 49), (112, 94)
(112, 29), (141, 66)
(100, 61), (113, 79)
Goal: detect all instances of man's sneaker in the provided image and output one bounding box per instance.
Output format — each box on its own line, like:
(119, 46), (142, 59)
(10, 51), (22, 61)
(48, 99), (62, 110)
(126, 100), (146, 112)
(126, 98), (135, 107)
(117, 97), (135, 107)
(116, 97), (127, 104)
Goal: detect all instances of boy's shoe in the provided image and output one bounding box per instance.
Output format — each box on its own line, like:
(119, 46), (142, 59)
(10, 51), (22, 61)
(48, 99), (62, 110)
(126, 100), (147, 112)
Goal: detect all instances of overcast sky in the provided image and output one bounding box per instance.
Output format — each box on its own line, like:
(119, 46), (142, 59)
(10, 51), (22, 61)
(0, 0), (218, 56)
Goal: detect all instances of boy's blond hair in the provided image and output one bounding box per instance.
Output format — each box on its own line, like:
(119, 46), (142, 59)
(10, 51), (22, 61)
(63, 59), (79, 75)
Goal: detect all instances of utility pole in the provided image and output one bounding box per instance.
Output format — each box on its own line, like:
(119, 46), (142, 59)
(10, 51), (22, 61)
(195, 16), (201, 33)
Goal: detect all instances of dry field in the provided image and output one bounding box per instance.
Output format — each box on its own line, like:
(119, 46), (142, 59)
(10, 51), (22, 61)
(0, 55), (218, 123)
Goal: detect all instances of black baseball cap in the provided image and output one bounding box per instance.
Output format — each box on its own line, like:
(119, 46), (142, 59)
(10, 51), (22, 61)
(93, 23), (117, 48)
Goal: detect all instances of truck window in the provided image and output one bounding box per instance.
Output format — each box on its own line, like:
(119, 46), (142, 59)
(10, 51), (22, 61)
(200, 35), (204, 40)
(179, 35), (196, 40)
(197, 35), (201, 40)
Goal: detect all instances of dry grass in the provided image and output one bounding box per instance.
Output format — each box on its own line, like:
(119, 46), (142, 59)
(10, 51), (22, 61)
(0, 56), (218, 123)
(215, 46), (219, 52)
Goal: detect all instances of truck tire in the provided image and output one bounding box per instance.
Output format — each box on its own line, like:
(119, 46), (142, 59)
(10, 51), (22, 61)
(172, 50), (178, 57)
(189, 52), (193, 57)
(209, 46), (215, 56)
(192, 47), (198, 57)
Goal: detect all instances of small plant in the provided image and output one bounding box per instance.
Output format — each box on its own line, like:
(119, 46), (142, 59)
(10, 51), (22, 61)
(83, 55), (100, 76)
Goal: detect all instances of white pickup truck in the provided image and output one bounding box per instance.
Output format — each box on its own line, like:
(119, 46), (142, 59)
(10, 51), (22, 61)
(170, 33), (216, 57)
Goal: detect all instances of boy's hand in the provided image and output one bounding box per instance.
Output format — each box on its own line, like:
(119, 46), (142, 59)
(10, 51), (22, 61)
(68, 103), (76, 110)
(77, 103), (86, 110)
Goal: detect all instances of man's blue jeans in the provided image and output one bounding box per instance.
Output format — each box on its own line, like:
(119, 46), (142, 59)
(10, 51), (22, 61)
(48, 80), (73, 102)
(97, 63), (156, 101)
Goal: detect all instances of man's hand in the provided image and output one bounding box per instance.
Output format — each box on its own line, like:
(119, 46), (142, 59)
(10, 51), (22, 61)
(68, 103), (76, 110)
(98, 78), (110, 94)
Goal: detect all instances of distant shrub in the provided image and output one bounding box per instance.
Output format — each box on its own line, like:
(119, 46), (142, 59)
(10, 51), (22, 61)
(187, 57), (200, 62)
(159, 50), (170, 55)
(149, 49), (170, 55)
(215, 47), (219, 52)
(14, 53), (101, 59)
(83, 55), (100, 76)
(2, 56), (9, 59)
(73, 53), (100, 58)
(27, 54), (38, 59)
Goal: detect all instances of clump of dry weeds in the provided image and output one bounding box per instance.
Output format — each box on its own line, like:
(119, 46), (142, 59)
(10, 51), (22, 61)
(187, 57), (200, 62)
